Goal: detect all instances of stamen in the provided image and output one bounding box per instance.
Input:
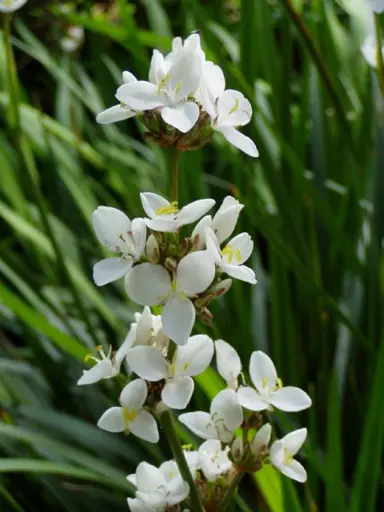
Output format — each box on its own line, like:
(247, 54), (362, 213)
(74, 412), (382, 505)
(262, 376), (269, 389)
(183, 362), (190, 371)
(155, 201), (179, 215)
(222, 244), (234, 263)
(175, 81), (183, 94)
(228, 97), (240, 115)
(235, 248), (242, 262)
(84, 353), (92, 363)
(284, 448), (294, 465)
(157, 73), (171, 94)
(123, 407), (137, 431)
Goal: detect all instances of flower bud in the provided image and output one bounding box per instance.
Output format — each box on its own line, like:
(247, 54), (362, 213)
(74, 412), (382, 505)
(164, 257), (178, 273)
(231, 436), (244, 463)
(194, 294), (213, 309)
(199, 307), (213, 325)
(250, 423), (272, 457)
(145, 235), (160, 264)
(208, 279), (233, 298)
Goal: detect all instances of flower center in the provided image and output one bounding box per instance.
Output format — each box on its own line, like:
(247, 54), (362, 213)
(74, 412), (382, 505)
(155, 201), (179, 216)
(222, 244), (242, 264)
(262, 376), (283, 392)
(284, 448), (294, 465)
(123, 407), (137, 431)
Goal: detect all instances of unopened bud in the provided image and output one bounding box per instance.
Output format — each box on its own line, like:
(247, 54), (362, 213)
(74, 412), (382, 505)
(146, 234), (160, 264)
(199, 307), (213, 325)
(208, 279), (233, 298)
(194, 294), (213, 309)
(164, 257), (177, 273)
(179, 238), (191, 257)
(231, 436), (244, 463)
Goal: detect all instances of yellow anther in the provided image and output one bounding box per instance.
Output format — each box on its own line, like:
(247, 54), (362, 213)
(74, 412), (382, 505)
(222, 244), (234, 263)
(262, 376), (269, 389)
(235, 248), (242, 262)
(228, 97), (240, 115)
(284, 448), (294, 465)
(84, 353), (92, 363)
(123, 408), (137, 429)
(276, 377), (283, 389)
(157, 73), (171, 94)
(183, 362), (190, 371)
(95, 345), (103, 353)
(155, 201), (179, 216)
(175, 81), (183, 94)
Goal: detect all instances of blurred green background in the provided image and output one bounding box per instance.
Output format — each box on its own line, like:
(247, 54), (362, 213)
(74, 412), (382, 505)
(1, 0), (383, 510)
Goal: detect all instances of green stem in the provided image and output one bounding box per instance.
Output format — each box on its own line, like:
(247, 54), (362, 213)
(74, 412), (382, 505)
(2, 14), (100, 347)
(374, 13), (384, 97)
(169, 148), (180, 203)
(160, 409), (204, 512)
(218, 471), (244, 511)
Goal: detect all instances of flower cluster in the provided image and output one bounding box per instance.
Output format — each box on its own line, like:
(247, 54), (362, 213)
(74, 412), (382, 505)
(97, 33), (258, 157)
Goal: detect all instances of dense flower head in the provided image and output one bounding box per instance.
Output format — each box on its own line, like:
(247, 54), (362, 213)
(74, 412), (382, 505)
(97, 33), (258, 156)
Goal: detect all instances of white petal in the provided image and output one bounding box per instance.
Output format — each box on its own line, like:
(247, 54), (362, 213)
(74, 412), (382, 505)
(93, 257), (132, 286)
(140, 192), (170, 219)
(162, 376), (194, 409)
(127, 498), (155, 512)
(221, 263), (256, 284)
(96, 104), (136, 124)
(168, 51), (203, 99)
(149, 49), (167, 84)
(191, 215), (212, 249)
(205, 227), (222, 264)
(130, 410), (160, 443)
(237, 386), (268, 411)
(131, 218), (147, 258)
(279, 460), (307, 483)
(177, 199), (215, 227)
(178, 411), (218, 440)
(218, 126), (259, 157)
(210, 389), (243, 434)
(162, 296), (195, 346)
(92, 206), (131, 249)
(159, 460), (180, 483)
(217, 90), (252, 127)
(368, 0), (384, 13)
(135, 462), (166, 492)
(127, 346), (168, 381)
(268, 387), (312, 412)
(174, 335), (214, 377)
(184, 450), (200, 478)
(97, 407), (125, 432)
(251, 423), (272, 455)
(116, 81), (165, 111)
(176, 251), (215, 295)
(212, 197), (243, 244)
(0, 0), (27, 13)
(269, 439), (285, 468)
(361, 35), (378, 68)
(136, 490), (166, 509)
(135, 306), (155, 346)
(282, 428), (307, 456)
(77, 359), (115, 385)
(145, 217), (179, 232)
(196, 61), (225, 117)
(214, 340), (241, 386)
(122, 71), (137, 84)
(126, 473), (136, 486)
(249, 351), (277, 393)
(119, 378), (148, 409)
(167, 478), (190, 506)
(161, 102), (200, 133)
(125, 263), (171, 306)
(224, 233), (253, 265)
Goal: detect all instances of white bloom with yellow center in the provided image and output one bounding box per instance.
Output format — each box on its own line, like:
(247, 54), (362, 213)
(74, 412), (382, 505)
(198, 439), (233, 482)
(125, 306), (169, 353)
(125, 251), (216, 345)
(205, 226), (256, 284)
(140, 192), (215, 232)
(270, 428), (307, 483)
(127, 335), (214, 409)
(97, 379), (159, 443)
(0, 0), (27, 12)
(237, 351), (312, 412)
(92, 206), (147, 286)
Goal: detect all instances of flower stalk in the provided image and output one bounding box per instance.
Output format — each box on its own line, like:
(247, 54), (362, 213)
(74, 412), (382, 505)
(170, 147), (180, 205)
(160, 409), (205, 512)
(374, 13), (384, 97)
(218, 470), (244, 511)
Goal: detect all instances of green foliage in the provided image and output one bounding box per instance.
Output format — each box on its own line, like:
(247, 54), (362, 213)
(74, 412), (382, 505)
(0, 0), (383, 510)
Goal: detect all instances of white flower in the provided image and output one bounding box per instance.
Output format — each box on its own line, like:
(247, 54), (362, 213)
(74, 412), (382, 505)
(192, 196), (244, 250)
(194, 61), (225, 118)
(96, 71), (137, 124)
(77, 340), (130, 386)
(270, 428), (307, 483)
(368, 0), (384, 13)
(198, 439), (233, 482)
(115, 34), (205, 133)
(60, 26), (84, 53)
(125, 251), (216, 345)
(127, 335), (214, 409)
(250, 423), (272, 456)
(361, 34), (384, 68)
(214, 340), (242, 390)
(126, 306), (169, 353)
(206, 227), (256, 284)
(92, 206), (146, 286)
(140, 192), (215, 232)
(179, 388), (243, 444)
(97, 379), (159, 443)
(127, 460), (189, 511)
(237, 351), (312, 412)
(0, 0), (27, 12)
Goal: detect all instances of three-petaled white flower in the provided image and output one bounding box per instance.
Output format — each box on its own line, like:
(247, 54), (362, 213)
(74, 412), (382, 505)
(197, 63), (258, 157)
(237, 351), (312, 412)
(114, 34), (205, 133)
(140, 192), (215, 232)
(125, 251), (215, 345)
(92, 206), (146, 286)
(77, 340), (130, 386)
(206, 227), (256, 284)
(198, 439), (233, 482)
(179, 388), (243, 444)
(270, 428), (308, 483)
(368, 0), (384, 13)
(127, 460), (189, 511)
(127, 335), (214, 409)
(96, 71), (137, 124)
(125, 306), (169, 353)
(0, 0), (27, 12)
(214, 339), (242, 390)
(192, 196), (244, 250)
(97, 379), (159, 443)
